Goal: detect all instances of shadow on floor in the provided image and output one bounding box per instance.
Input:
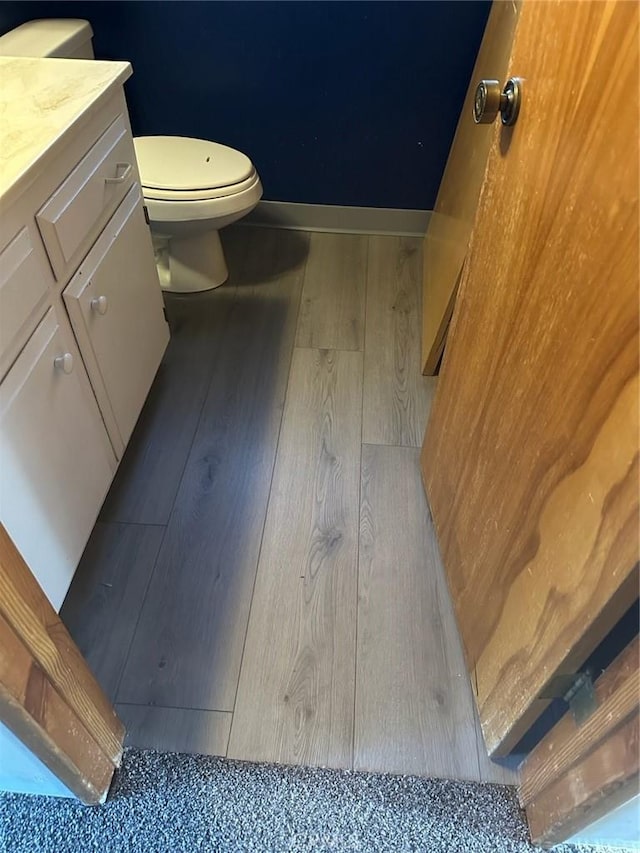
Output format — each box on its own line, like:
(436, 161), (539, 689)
(221, 224), (309, 286)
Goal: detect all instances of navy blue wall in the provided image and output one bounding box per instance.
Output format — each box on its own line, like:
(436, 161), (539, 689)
(0, 1), (490, 209)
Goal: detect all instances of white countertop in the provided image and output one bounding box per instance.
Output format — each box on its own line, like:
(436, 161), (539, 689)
(0, 56), (132, 203)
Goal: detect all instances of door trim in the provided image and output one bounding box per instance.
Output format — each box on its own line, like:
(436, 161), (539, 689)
(519, 639), (640, 847)
(0, 524), (124, 804)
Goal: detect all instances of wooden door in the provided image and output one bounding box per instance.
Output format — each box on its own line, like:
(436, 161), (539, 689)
(422, 0), (639, 757)
(421, 0), (520, 375)
(64, 186), (169, 448)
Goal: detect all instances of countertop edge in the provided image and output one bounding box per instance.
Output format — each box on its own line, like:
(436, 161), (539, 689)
(0, 60), (133, 212)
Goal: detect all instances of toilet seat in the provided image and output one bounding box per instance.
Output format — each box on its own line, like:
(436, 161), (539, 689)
(134, 136), (256, 200)
(140, 170), (259, 202)
(143, 171), (263, 224)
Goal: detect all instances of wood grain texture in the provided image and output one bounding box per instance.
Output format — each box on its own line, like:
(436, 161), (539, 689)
(100, 257), (237, 525)
(60, 523), (164, 700)
(519, 639), (640, 807)
(0, 613), (114, 803)
(0, 524), (124, 764)
(296, 232), (367, 351)
(363, 237), (435, 446)
(421, 0), (520, 374)
(117, 228), (308, 712)
(422, 0), (639, 755)
(475, 704), (520, 784)
(355, 444), (480, 779)
(526, 713), (639, 848)
(116, 704), (231, 756)
(228, 348), (362, 768)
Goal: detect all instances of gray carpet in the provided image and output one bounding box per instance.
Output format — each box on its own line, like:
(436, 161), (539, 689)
(0, 749), (629, 853)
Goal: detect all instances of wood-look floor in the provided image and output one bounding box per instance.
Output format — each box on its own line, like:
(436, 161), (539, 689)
(61, 226), (514, 784)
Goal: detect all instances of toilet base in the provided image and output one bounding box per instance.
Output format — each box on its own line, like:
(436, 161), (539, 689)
(155, 231), (229, 293)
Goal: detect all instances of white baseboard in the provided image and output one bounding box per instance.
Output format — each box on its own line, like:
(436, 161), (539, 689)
(243, 200), (431, 237)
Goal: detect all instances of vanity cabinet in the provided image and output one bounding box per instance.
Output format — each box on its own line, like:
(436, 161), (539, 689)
(0, 309), (116, 610)
(36, 114), (137, 284)
(0, 58), (169, 611)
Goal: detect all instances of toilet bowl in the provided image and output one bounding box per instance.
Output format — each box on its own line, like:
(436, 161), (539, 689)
(135, 136), (263, 292)
(0, 19), (262, 293)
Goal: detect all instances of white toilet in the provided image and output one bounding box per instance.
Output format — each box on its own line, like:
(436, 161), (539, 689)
(0, 19), (263, 292)
(134, 135), (262, 291)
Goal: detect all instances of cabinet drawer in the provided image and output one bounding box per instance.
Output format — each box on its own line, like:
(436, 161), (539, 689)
(0, 224), (53, 379)
(0, 308), (116, 611)
(64, 185), (169, 448)
(36, 114), (136, 281)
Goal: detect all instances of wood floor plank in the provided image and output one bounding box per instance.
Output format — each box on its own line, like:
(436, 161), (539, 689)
(100, 280), (237, 525)
(227, 347), (363, 768)
(354, 444), (481, 779)
(296, 232), (367, 351)
(477, 749), (520, 784)
(116, 704), (231, 756)
(117, 228), (309, 713)
(363, 236), (436, 446)
(60, 522), (164, 702)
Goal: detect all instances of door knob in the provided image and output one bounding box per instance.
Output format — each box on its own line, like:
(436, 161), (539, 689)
(54, 353), (74, 374)
(91, 295), (109, 315)
(473, 78), (522, 126)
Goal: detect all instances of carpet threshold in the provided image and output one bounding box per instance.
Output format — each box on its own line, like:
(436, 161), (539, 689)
(0, 748), (632, 852)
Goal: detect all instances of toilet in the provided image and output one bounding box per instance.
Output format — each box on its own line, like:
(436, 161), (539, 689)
(0, 19), (263, 292)
(134, 136), (262, 292)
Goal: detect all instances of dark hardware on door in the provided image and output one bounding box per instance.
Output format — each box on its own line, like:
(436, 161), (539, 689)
(539, 670), (598, 725)
(473, 78), (522, 126)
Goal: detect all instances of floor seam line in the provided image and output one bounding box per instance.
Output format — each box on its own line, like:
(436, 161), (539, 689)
(160, 283), (242, 530)
(111, 522), (169, 705)
(226, 234), (312, 755)
(361, 441), (422, 450)
(98, 520), (168, 529)
(116, 701), (233, 715)
(352, 234), (370, 772)
(113, 288), (241, 706)
(293, 344), (363, 353)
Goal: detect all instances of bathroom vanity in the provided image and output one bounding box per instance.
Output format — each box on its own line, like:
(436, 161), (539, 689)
(0, 56), (169, 613)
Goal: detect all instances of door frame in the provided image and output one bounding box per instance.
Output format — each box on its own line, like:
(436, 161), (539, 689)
(519, 638), (639, 847)
(0, 523), (124, 804)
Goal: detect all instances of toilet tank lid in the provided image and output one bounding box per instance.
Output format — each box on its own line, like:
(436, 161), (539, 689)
(0, 19), (93, 57)
(134, 136), (255, 192)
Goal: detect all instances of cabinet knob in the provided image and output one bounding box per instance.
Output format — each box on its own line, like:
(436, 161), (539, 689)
(91, 295), (109, 315)
(54, 353), (74, 374)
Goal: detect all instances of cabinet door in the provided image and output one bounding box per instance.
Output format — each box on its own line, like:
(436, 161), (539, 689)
(64, 186), (169, 448)
(0, 309), (116, 611)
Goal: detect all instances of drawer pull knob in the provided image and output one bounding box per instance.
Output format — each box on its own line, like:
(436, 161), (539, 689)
(91, 295), (109, 315)
(54, 353), (74, 374)
(105, 162), (133, 185)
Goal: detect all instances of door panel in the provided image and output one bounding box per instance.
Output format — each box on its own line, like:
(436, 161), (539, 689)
(421, 0), (520, 374)
(422, 0), (639, 754)
(64, 186), (169, 448)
